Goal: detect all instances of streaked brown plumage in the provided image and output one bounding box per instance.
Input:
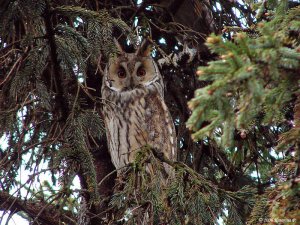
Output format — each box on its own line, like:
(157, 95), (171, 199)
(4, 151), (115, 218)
(101, 41), (176, 175)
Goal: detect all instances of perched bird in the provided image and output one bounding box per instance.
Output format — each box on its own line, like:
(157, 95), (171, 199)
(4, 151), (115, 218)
(101, 40), (177, 176)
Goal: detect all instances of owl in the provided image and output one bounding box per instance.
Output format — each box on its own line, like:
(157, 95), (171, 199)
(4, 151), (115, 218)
(101, 40), (177, 175)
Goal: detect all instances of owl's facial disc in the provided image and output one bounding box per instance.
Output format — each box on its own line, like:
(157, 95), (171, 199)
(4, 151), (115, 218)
(106, 53), (159, 92)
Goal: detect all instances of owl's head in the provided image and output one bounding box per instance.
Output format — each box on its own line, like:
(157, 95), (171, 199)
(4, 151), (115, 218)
(103, 40), (162, 92)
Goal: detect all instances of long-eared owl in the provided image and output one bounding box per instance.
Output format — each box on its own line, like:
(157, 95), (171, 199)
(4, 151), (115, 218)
(101, 40), (176, 174)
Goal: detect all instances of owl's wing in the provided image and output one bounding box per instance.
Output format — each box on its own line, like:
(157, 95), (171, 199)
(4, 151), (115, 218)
(144, 92), (177, 161)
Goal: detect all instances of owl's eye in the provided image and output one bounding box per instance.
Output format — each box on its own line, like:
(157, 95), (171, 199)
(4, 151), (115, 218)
(117, 68), (126, 78)
(137, 67), (146, 77)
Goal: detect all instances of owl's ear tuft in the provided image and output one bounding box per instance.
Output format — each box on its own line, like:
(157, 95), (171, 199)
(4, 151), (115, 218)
(113, 38), (124, 55)
(136, 39), (152, 57)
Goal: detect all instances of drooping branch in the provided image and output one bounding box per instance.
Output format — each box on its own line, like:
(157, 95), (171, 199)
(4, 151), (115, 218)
(0, 191), (76, 225)
(43, 0), (69, 121)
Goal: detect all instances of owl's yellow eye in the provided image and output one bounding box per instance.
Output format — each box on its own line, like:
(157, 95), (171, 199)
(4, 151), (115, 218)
(117, 68), (126, 78)
(137, 67), (146, 77)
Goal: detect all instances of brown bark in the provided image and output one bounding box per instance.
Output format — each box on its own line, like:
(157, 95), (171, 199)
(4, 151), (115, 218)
(0, 191), (76, 224)
(89, 147), (116, 225)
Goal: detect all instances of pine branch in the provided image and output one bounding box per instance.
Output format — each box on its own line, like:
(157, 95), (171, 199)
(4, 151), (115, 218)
(43, 0), (69, 121)
(110, 146), (256, 224)
(0, 191), (76, 225)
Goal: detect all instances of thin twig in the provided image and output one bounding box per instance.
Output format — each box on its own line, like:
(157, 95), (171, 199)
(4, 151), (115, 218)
(0, 55), (23, 87)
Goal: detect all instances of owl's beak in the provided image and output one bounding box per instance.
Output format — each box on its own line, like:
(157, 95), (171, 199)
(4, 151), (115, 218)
(128, 77), (135, 90)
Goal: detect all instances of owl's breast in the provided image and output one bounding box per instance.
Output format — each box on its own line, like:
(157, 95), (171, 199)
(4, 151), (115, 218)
(103, 93), (149, 169)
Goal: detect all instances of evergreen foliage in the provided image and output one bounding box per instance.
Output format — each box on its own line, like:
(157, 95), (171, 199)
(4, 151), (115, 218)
(0, 0), (299, 224)
(110, 146), (255, 224)
(187, 1), (300, 224)
(0, 0), (127, 223)
(187, 5), (300, 144)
